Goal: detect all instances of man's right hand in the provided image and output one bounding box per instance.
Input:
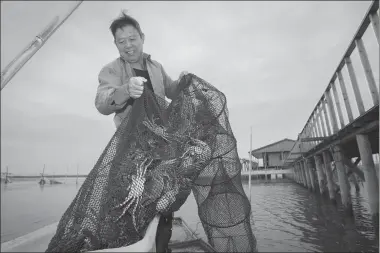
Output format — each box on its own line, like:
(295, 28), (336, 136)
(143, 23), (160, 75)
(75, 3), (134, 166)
(127, 76), (147, 99)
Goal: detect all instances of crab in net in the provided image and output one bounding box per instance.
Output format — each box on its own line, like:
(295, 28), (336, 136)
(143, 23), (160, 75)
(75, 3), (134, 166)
(113, 157), (153, 230)
(113, 115), (212, 231)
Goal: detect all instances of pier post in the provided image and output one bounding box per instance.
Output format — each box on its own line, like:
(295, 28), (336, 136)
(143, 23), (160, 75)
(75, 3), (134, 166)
(300, 163), (307, 188)
(322, 150), (336, 203)
(302, 161), (311, 190)
(292, 167), (295, 181)
(332, 145), (353, 214)
(305, 159), (316, 192)
(347, 165), (360, 193)
(356, 134), (379, 230)
(295, 166), (299, 184)
(296, 164), (302, 185)
(315, 155), (327, 195)
(297, 166), (302, 185)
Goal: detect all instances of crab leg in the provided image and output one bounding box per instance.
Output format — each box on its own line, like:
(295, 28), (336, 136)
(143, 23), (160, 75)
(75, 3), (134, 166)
(116, 197), (136, 221)
(180, 149), (191, 159)
(132, 196), (142, 230)
(142, 159), (153, 177)
(115, 194), (133, 209)
(137, 158), (148, 177)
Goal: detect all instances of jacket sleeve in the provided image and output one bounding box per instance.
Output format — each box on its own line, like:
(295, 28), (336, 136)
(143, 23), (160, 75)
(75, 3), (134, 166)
(95, 64), (131, 115)
(160, 65), (179, 100)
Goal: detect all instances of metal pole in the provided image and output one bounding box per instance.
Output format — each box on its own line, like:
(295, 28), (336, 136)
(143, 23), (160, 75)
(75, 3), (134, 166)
(249, 126), (252, 203)
(1, 1), (83, 90)
(76, 163), (79, 185)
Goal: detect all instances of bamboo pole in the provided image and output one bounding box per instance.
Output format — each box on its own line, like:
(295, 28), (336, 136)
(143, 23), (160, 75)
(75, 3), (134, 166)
(1, 1), (83, 90)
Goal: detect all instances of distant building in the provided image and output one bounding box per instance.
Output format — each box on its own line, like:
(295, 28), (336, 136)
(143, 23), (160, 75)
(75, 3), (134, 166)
(249, 138), (296, 170)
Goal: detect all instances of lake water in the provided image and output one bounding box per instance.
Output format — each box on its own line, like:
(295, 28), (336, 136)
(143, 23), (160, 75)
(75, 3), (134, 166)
(1, 178), (378, 252)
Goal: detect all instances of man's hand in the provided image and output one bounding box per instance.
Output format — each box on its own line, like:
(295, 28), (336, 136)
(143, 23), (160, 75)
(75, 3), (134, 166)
(127, 76), (147, 99)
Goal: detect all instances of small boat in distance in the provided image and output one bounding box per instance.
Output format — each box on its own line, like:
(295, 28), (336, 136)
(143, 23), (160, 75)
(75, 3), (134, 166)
(1, 166), (12, 184)
(38, 165), (47, 185)
(49, 172), (63, 185)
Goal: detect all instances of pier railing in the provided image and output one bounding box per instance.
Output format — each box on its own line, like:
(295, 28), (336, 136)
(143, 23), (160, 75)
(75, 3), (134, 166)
(284, 1), (379, 168)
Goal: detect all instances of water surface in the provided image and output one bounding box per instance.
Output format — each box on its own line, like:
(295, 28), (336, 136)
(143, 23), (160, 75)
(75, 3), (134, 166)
(1, 178), (378, 252)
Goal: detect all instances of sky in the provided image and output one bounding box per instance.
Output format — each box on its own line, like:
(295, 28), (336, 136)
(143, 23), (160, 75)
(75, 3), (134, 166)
(1, 1), (379, 176)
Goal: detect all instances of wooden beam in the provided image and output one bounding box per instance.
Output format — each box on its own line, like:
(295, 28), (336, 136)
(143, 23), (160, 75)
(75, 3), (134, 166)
(356, 38), (379, 105)
(345, 56), (366, 115)
(308, 120), (378, 159)
(316, 107), (324, 138)
(300, 137), (329, 142)
(299, 0), (378, 129)
(370, 11), (380, 45)
(319, 104), (329, 137)
(337, 71), (354, 123)
(326, 89), (339, 133)
(322, 100), (332, 136)
(331, 80), (346, 128)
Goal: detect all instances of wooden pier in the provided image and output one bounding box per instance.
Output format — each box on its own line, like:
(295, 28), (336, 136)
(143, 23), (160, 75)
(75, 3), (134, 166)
(283, 0), (379, 234)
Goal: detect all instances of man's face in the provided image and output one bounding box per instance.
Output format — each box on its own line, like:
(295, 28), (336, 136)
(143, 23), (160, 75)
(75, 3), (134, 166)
(114, 25), (144, 63)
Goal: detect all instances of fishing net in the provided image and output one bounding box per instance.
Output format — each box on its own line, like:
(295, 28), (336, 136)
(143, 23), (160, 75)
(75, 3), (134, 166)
(46, 73), (257, 252)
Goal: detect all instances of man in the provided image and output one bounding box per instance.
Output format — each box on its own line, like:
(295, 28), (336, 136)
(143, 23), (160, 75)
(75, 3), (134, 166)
(95, 11), (187, 253)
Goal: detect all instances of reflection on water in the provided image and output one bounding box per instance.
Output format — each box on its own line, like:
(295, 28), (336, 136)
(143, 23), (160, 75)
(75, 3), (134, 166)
(1, 178), (378, 252)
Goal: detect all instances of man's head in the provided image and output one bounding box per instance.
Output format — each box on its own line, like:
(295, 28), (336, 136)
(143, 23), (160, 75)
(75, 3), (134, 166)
(110, 11), (145, 63)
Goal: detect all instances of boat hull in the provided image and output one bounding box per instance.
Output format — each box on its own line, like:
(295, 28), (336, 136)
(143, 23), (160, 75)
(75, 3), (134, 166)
(1, 217), (214, 252)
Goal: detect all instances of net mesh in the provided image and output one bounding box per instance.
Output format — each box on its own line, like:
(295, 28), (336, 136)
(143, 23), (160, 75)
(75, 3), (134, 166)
(46, 74), (257, 252)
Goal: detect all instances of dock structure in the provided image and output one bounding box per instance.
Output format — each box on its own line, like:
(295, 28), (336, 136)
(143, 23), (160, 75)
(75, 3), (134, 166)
(246, 138), (296, 180)
(283, 0), (379, 231)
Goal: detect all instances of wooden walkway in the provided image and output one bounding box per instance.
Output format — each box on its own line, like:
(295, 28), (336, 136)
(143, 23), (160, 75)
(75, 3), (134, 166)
(283, 0), (379, 231)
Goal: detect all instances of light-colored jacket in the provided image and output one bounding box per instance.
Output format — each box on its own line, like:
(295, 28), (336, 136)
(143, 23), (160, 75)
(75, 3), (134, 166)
(95, 53), (179, 128)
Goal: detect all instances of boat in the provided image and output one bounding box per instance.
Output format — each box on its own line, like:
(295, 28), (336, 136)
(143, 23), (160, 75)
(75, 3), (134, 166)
(0, 216), (216, 252)
(1, 166), (13, 184)
(38, 178), (47, 185)
(49, 172), (63, 185)
(49, 179), (63, 185)
(1, 177), (12, 184)
(38, 165), (47, 185)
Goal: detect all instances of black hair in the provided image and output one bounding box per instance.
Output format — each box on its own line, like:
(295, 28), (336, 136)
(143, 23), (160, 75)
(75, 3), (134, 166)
(110, 10), (143, 39)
